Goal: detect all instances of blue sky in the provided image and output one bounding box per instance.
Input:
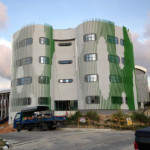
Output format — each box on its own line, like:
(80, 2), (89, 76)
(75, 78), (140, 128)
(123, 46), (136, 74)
(0, 0), (150, 90)
(1, 0), (150, 41)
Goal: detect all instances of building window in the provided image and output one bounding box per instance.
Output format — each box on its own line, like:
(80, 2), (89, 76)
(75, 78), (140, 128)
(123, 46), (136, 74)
(111, 97), (122, 104)
(17, 77), (32, 86)
(108, 55), (120, 64)
(85, 74), (98, 82)
(121, 57), (125, 64)
(39, 37), (49, 45)
(107, 35), (118, 44)
(38, 97), (49, 105)
(16, 57), (32, 67)
(55, 100), (78, 111)
(120, 39), (124, 46)
(83, 33), (96, 42)
(39, 76), (50, 84)
(109, 75), (122, 83)
(39, 56), (49, 64)
(16, 38), (33, 49)
(86, 96), (100, 104)
(59, 79), (73, 83)
(58, 42), (72, 46)
(58, 60), (73, 64)
(13, 97), (31, 106)
(85, 53), (97, 61)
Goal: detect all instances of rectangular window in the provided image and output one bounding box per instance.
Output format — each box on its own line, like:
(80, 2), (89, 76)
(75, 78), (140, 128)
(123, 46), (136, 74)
(85, 53), (97, 61)
(39, 56), (49, 64)
(16, 38), (33, 49)
(16, 57), (32, 67)
(86, 96), (100, 104)
(55, 100), (78, 111)
(120, 39), (124, 46)
(109, 75), (122, 83)
(58, 42), (72, 46)
(13, 97), (31, 106)
(107, 35), (118, 44)
(16, 77), (32, 86)
(39, 76), (50, 84)
(39, 37), (49, 45)
(111, 97), (122, 104)
(38, 97), (49, 105)
(58, 60), (73, 64)
(108, 55), (120, 64)
(85, 74), (98, 82)
(59, 79), (73, 83)
(83, 33), (96, 42)
(121, 57), (125, 64)
(26, 38), (33, 45)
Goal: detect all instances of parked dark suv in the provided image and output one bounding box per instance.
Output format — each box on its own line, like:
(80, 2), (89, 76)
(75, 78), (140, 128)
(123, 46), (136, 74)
(135, 127), (150, 150)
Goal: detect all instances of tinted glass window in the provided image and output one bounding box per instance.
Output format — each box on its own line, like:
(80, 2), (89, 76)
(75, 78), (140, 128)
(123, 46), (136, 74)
(58, 60), (73, 64)
(85, 74), (98, 82)
(83, 33), (96, 42)
(58, 42), (72, 46)
(59, 79), (73, 83)
(39, 37), (49, 45)
(39, 56), (49, 64)
(39, 76), (50, 84)
(109, 75), (122, 83)
(85, 53), (97, 61)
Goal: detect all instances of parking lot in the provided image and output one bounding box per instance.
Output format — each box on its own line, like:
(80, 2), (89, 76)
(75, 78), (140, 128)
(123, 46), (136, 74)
(0, 128), (135, 150)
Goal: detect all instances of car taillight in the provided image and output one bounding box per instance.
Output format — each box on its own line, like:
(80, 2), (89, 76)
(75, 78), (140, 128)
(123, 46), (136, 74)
(134, 141), (139, 150)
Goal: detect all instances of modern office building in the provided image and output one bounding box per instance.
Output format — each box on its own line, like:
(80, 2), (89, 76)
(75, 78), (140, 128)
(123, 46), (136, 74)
(9, 19), (138, 124)
(135, 65), (149, 108)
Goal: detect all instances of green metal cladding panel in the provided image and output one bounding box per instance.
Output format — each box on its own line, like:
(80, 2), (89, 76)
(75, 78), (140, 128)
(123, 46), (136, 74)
(81, 20), (138, 110)
(43, 25), (55, 110)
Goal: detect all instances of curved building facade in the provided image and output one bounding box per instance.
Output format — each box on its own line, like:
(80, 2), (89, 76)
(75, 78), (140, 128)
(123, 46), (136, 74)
(135, 65), (149, 108)
(9, 20), (138, 123)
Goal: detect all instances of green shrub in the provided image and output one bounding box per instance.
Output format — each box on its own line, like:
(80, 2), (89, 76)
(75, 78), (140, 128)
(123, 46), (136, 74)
(131, 112), (149, 123)
(67, 111), (82, 121)
(0, 138), (5, 147)
(112, 110), (127, 118)
(85, 111), (100, 122)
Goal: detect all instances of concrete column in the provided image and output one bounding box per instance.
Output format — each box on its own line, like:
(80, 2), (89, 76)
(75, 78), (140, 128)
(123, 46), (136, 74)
(1, 94), (3, 118)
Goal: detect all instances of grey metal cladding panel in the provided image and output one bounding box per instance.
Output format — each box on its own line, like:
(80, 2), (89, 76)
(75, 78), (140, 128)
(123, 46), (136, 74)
(53, 28), (76, 40)
(54, 40), (77, 100)
(136, 75), (149, 102)
(10, 25), (51, 112)
(76, 21), (100, 109)
(135, 69), (145, 75)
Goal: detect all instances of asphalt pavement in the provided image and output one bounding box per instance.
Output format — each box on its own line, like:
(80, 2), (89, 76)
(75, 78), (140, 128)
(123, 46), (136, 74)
(0, 128), (135, 150)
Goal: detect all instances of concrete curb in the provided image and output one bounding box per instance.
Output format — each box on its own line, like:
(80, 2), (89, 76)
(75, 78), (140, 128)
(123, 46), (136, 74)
(2, 139), (11, 150)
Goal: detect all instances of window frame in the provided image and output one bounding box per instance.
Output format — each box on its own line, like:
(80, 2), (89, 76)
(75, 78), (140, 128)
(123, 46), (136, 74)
(107, 35), (119, 44)
(58, 42), (72, 46)
(39, 56), (49, 64)
(38, 76), (50, 84)
(85, 53), (97, 62)
(109, 75), (122, 83)
(85, 74), (98, 82)
(39, 37), (50, 45)
(16, 76), (32, 86)
(83, 33), (96, 42)
(58, 60), (73, 64)
(85, 96), (100, 104)
(108, 55), (120, 64)
(58, 79), (73, 83)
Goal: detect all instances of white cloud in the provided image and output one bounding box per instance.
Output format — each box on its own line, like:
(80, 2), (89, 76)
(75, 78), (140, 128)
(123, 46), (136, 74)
(131, 13), (150, 90)
(0, 38), (12, 48)
(0, 2), (8, 29)
(0, 39), (12, 79)
(0, 76), (10, 90)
